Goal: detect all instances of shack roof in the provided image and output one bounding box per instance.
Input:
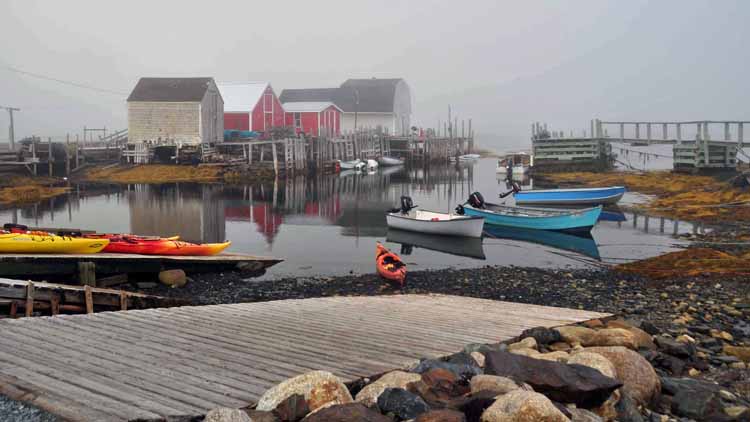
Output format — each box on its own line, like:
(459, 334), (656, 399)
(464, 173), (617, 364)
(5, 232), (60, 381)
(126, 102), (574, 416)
(217, 82), (271, 113)
(282, 101), (342, 113)
(280, 78), (404, 113)
(127, 77), (216, 102)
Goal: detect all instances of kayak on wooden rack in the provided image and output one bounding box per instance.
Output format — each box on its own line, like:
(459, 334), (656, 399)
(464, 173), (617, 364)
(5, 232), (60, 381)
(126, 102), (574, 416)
(0, 232), (109, 254)
(376, 242), (406, 286)
(89, 235), (231, 256)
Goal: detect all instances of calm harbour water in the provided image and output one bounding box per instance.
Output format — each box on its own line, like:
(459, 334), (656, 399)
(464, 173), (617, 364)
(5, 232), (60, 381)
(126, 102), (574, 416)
(0, 159), (694, 279)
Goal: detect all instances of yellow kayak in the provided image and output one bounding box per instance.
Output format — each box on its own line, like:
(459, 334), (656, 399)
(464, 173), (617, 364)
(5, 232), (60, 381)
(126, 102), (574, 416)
(0, 233), (110, 254)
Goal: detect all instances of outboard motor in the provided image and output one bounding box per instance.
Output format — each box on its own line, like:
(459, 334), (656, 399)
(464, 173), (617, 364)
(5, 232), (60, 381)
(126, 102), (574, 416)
(467, 192), (485, 209)
(400, 196), (416, 214)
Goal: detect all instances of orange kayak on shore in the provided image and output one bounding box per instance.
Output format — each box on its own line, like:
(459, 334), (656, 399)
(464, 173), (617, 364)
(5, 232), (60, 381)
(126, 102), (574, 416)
(376, 242), (406, 286)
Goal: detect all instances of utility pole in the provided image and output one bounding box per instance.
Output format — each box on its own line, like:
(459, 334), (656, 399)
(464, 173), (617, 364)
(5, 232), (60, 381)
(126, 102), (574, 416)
(1, 106), (20, 150)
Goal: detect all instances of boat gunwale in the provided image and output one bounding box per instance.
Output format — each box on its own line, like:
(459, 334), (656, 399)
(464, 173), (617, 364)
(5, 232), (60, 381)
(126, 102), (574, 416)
(386, 210), (484, 223)
(470, 203), (602, 219)
(514, 186), (626, 194)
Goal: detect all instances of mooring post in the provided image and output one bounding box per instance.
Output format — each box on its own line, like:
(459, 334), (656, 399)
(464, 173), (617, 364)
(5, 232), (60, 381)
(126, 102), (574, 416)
(676, 123), (682, 143)
(663, 123), (668, 140)
(48, 137), (53, 176)
(635, 123), (640, 140)
(620, 123), (624, 142)
(272, 141), (279, 176)
(31, 140), (37, 175)
(25, 281), (34, 317)
(65, 134), (71, 176)
(75, 134), (80, 168)
(84, 285), (93, 314)
(646, 123), (651, 144)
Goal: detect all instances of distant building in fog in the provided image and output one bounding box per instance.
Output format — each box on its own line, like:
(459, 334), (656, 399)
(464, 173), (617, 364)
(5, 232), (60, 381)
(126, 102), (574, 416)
(127, 77), (224, 145)
(282, 101), (342, 137)
(217, 82), (284, 133)
(280, 78), (412, 135)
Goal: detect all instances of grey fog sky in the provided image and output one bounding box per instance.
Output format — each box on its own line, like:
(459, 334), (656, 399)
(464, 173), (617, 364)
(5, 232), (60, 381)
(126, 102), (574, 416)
(1, 0), (748, 150)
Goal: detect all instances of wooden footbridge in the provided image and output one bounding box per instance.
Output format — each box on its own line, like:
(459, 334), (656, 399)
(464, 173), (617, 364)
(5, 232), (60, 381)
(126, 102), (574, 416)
(532, 118), (750, 172)
(0, 294), (609, 421)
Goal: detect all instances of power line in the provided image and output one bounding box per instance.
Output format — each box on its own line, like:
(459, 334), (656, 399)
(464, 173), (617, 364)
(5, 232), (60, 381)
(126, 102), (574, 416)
(2, 65), (128, 96)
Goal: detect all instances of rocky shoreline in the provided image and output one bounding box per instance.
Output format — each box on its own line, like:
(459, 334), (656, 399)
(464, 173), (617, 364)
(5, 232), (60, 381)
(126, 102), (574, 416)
(2, 265), (748, 421)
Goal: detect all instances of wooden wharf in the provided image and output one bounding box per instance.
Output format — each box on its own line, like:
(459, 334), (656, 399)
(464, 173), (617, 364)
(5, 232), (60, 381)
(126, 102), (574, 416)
(0, 294), (609, 421)
(0, 278), (188, 318)
(0, 253), (282, 286)
(532, 118), (750, 172)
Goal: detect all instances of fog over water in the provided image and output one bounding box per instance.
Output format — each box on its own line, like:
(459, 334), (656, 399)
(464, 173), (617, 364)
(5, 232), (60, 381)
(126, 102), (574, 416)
(1, 1), (748, 152)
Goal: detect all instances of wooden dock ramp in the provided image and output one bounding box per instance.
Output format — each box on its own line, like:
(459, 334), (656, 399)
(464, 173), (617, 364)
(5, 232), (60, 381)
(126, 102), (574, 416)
(0, 294), (609, 421)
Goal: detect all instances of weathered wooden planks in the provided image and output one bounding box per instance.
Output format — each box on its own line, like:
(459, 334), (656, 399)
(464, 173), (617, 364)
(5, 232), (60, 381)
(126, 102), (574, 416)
(0, 294), (609, 422)
(0, 252), (282, 279)
(0, 278), (188, 317)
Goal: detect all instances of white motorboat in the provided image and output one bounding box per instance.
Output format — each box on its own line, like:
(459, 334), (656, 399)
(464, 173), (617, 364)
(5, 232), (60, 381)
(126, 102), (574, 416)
(458, 154), (481, 161)
(496, 152), (533, 174)
(386, 196), (484, 238)
(340, 159), (364, 170)
(378, 156), (404, 166)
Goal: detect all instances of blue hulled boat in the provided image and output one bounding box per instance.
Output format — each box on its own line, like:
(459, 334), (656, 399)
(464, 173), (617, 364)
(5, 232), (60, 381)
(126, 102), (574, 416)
(514, 186), (626, 206)
(460, 193), (601, 233)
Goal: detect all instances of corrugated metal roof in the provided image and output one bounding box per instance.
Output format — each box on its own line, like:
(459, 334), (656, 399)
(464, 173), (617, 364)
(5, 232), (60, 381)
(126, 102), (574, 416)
(217, 82), (270, 112)
(281, 101), (340, 113)
(279, 78), (405, 113)
(279, 88), (340, 104)
(127, 77), (215, 102)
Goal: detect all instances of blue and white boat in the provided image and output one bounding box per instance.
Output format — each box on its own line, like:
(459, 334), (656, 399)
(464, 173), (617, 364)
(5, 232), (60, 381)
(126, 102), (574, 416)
(460, 193), (601, 233)
(514, 186), (626, 206)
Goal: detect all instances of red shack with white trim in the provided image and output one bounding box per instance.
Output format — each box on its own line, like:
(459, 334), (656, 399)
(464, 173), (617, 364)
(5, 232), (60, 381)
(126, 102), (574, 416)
(217, 82), (284, 132)
(282, 101), (342, 137)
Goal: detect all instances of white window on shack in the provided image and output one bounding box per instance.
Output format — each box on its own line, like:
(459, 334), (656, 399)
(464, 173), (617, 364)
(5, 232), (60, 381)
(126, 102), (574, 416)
(294, 113), (301, 129)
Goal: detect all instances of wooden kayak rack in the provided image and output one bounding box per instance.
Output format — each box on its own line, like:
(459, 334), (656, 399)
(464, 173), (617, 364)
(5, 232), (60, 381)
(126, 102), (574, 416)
(0, 253), (283, 286)
(0, 278), (189, 318)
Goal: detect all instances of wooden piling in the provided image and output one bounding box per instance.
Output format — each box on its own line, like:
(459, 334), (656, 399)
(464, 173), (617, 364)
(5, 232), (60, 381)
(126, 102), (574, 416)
(84, 285), (93, 314)
(25, 282), (34, 317)
(47, 137), (53, 176)
(78, 262), (96, 286)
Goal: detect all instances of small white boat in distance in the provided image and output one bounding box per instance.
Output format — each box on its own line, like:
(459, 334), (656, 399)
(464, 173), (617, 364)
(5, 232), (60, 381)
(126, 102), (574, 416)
(496, 152), (533, 174)
(378, 156), (404, 166)
(340, 159), (365, 170)
(386, 196), (484, 238)
(459, 154), (481, 160)
(367, 159), (379, 170)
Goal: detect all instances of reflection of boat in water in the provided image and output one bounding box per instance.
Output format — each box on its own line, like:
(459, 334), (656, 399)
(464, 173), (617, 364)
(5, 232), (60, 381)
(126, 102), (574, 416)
(386, 229), (486, 260)
(600, 207), (626, 222)
(483, 225), (600, 260)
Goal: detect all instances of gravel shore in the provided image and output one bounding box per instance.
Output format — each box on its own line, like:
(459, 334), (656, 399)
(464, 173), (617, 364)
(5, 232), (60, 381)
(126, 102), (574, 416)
(4, 265), (748, 420)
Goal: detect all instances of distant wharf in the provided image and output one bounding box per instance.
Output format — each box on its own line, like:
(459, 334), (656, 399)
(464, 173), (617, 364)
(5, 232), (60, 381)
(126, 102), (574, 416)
(0, 294), (609, 421)
(532, 118), (750, 173)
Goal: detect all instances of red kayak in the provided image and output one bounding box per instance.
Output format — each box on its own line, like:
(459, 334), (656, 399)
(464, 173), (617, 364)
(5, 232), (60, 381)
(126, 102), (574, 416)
(85, 234), (231, 256)
(376, 242), (406, 286)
